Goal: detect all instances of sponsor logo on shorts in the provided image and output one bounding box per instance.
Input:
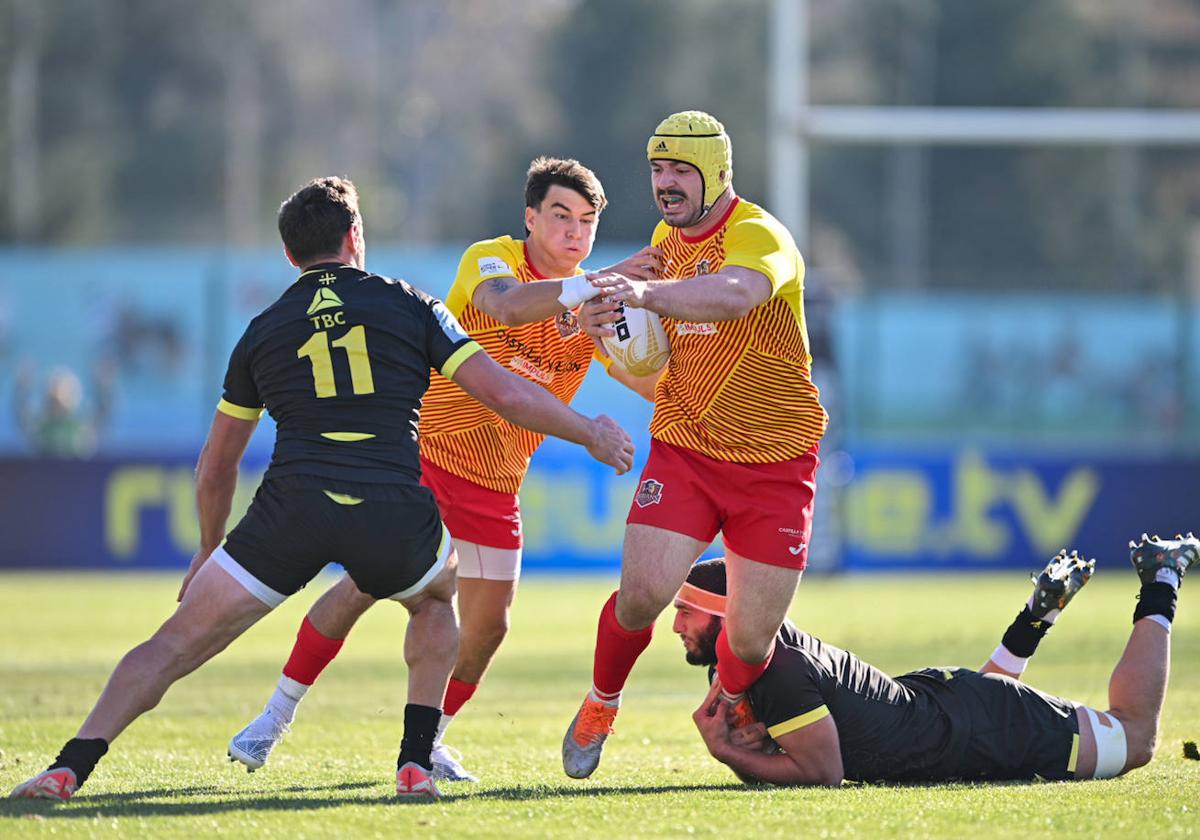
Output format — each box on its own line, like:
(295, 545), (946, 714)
(787, 543), (807, 556)
(676, 322), (718, 336)
(778, 527), (804, 537)
(556, 309), (580, 338)
(509, 356), (553, 384)
(635, 478), (664, 508)
(478, 257), (513, 277)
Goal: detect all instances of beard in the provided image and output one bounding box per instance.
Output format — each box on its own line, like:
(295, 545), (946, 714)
(657, 190), (706, 228)
(684, 615), (722, 666)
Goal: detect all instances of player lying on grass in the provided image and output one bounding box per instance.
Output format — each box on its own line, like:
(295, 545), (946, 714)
(9, 176), (634, 803)
(677, 534), (1193, 786)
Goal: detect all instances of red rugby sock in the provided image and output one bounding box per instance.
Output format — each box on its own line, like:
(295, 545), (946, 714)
(442, 678), (478, 716)
(281, 616), (346, 685)
(715, 626), (773, 696)
(592, 591), (654, 697)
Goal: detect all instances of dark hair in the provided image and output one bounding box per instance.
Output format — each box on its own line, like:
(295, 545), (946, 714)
(524, 157), (608, 214)
(686, 558), (727, 596)
(277, 176), (361, 266)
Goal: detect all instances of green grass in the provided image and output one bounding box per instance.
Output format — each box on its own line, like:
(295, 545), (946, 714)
(0, 571), (1197, 839)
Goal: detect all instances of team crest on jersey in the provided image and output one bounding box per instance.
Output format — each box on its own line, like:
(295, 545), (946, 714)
(634, 478), (664, 508)
(694, 259), (711, 277)
(556, 310), (580, 337)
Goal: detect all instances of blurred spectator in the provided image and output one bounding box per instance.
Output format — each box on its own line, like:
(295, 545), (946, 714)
(112, 305), (185, 378)
(13, 360), (116, 457)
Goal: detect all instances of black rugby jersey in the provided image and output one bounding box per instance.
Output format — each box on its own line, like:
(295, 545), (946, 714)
(740, 622), (956, 782)
(734, 622), (1077, 782)
(219, 262), (481, 485)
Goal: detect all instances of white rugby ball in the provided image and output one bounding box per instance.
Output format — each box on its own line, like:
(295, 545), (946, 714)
(602, 304), (671, 376)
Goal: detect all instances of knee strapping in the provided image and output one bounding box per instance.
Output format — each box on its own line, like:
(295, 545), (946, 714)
(1084, 707), (1128, 779)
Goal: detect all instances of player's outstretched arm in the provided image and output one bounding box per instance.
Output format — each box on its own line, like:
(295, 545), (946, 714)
(692, 684), (843, 787)
(180, 411), (258, 600)
(471, 273), (629, 328)
(451, 351), (634, 474)
(602, 266), (773, 323)
(980, 550), (1095, 679)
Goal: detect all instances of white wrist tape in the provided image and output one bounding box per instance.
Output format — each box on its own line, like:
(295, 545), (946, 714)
(988, 644), (1029, 675)
(557, 274), (602, 309)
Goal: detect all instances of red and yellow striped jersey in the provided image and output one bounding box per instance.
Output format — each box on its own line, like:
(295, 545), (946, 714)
(420, 235), (597, 494)
(649, 198), (827, 463)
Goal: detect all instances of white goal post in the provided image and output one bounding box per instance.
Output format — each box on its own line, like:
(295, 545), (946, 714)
(769, 0), (1200, 249)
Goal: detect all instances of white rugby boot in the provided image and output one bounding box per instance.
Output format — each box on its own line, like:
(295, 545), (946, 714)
(228, 705), (290, 771)
(430, 742), (478, 782)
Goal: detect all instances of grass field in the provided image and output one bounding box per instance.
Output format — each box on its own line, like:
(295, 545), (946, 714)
(1, 570), (1197, 839)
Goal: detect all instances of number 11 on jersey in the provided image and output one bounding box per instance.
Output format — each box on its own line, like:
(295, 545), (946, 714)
(297, 325), (376, 397)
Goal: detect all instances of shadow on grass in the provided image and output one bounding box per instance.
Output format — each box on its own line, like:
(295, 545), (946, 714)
(443, 782), (745, 802)
(0, 780), (750, 818)
(0, 780), (383, 819)
(2, 777), (1044, 818)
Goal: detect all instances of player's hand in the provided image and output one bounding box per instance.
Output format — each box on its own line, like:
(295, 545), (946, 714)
(693, 681), (735, 760)
(177, 549), (209, 602)
(585, 414), (634, 475)
(579, 297), (623, 347)
(600, 246), (664, 281)
(606, 277), (649, 309)
(584, 271), (633, 298)
(729, 720), (769, 752)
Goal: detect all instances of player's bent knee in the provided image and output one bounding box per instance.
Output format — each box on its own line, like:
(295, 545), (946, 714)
(1123, 728), (1156, 772)
(614, 588), (665, 629)
(726, 627), (775, 664)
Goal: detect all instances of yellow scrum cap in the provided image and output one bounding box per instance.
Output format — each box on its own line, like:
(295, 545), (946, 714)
(647, 110), (733, 213)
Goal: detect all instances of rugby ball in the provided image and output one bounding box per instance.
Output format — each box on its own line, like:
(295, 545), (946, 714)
(602, 304), (671, 377)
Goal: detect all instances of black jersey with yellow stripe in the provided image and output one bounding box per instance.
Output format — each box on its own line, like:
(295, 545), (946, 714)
(744, 622), (958, 782)
(219, 262), (480, 485)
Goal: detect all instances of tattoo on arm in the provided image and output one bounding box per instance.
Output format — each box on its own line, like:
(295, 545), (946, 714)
(487, 277), (514, 295)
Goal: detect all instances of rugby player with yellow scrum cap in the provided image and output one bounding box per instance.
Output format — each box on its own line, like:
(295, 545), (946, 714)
(563, 111), (828, 778)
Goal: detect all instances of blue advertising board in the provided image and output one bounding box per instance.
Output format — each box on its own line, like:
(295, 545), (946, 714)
(2, 445), (1195, 573)
(842, 446), (1199, 572)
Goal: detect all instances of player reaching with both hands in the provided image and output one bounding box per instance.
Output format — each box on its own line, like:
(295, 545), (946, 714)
(679, 535), (1192, 785)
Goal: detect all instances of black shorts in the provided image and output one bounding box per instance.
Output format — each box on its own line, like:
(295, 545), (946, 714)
(921, 668), (1080, 781)
(217, 475), (450, 603)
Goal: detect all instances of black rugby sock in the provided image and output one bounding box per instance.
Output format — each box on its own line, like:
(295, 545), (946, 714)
(397, 703), (441, 771)
(1133, 581), (1177, 625)
(1001, 605), (1052, 658)
(49, 737), (109, 786)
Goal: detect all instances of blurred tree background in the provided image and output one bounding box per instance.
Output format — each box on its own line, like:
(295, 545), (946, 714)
(4, 0), (1200, 293)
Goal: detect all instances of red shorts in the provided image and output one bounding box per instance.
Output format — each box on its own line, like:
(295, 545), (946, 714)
(625, 438), (819, 569)
(419, 457), (523, 550)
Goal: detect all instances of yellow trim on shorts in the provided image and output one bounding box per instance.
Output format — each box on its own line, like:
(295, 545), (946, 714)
(1067, 732), (1079, 774)
(440, 341), (484, 379)
(320, 432), (376, 442)
(217, 399), (264, 421)
(323, 490), (364, 506)
(767, 705), (830, 739)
